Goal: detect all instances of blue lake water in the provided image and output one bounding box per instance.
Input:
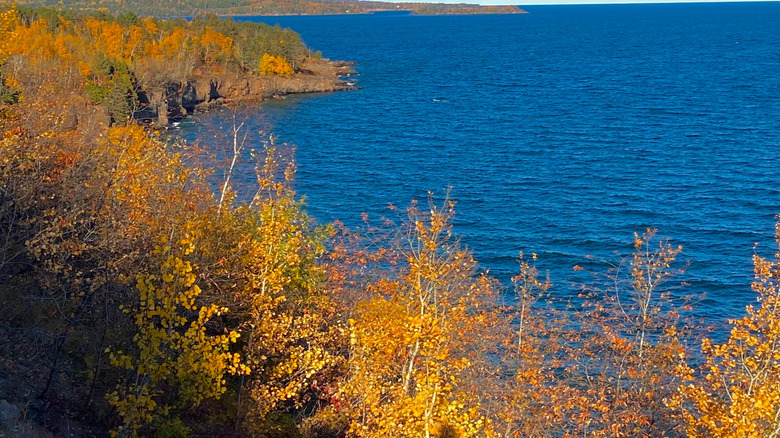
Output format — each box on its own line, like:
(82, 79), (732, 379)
(179, 2), (780, 323)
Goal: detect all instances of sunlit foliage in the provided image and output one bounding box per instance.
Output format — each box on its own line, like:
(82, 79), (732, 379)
(1, 4), (778, 437)
(107, 230), (246, 437)
(548, 230), (689, 438)
(0, 7), (17, 63)
(223, 144), (345, 435)
(336, 198), (495, 438)
(259, 53), (294, 77)
(0, 5), (309, 123)
(670, 224), (780, 438)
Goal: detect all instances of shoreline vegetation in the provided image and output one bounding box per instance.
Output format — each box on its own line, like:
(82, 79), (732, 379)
(2, 5), (358, 126)
(1, 4), (778, 438)
(13, 0), (527, 17)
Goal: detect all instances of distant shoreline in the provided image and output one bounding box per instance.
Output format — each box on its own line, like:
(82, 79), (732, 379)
(226, 8), (528, 17)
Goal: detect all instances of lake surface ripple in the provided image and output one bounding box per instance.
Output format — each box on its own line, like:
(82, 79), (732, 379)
(179, 2), (780, 323)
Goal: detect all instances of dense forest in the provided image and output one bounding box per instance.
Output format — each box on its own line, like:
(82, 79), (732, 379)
(1, 5), (778, 438)
(13, 0), (525, 17)
(0, 4), (355, 125)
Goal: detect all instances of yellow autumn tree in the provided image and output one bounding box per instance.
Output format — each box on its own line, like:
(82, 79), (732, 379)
(671, 223), (780, 438)
(0, 6), (18, 64)
(202, 141), (345, 435)
(487, 253), (559, 438)
(491, 230), (690, 438)
(107, 227), (246, 437)
(548, 230), (689, 438)
(199, 26), (233, 66)
(0, 6), (19, 103)
(259, 53), (294, 77)
(338, 196), (495, 438)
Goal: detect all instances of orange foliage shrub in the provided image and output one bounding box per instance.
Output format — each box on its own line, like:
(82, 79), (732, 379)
(259, 53), (294, 77)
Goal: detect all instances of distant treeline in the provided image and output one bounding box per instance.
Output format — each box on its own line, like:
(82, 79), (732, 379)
(13, 0), (525, 16)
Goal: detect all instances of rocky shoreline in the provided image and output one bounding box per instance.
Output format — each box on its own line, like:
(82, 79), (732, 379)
(136, 59), (358, 125)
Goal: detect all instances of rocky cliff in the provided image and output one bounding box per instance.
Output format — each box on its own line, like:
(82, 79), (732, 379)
(139, 59), (357, 125)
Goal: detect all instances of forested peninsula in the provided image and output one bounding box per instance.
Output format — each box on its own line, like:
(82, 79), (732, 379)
(1, 6), (356, 126)
(1, 4), (778, 438)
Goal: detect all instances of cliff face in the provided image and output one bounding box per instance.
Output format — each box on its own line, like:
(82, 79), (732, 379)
(140, 59), (357, 125)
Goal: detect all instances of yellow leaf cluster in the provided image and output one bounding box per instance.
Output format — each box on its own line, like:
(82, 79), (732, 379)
(107, 229), (245, 435)
(672, 224), (780, 438)
(199, 26), (234, 65)
(259, 53), (294, 77)
(0, 7), (18, 64)
(338, 197), (493, 438)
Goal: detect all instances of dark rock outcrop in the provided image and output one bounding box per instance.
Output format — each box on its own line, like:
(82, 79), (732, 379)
(138, 58), (357, 125)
